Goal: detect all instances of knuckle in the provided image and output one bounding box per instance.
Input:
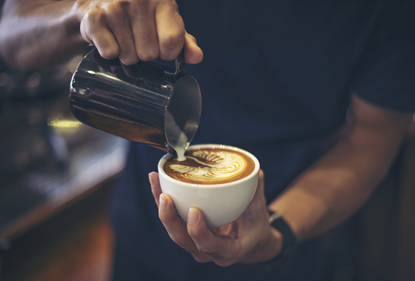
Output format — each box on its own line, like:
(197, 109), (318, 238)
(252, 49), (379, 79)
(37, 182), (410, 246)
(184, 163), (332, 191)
(187, 227), (204, 240)
(160, 32), (184, 57)
(197, 245), (214, 255)
(99, 45), (119, 59)
(187, 225), (199, 236)
(86, 8), (104, 22)
(120, 55), (139, 65)
(160, 33), (182, 48)
(137, 50), (159, 61)
(105, 1), (125, 17)
(158, 0), (180, 12)
(101, 50), (118, 60)
(119, 45), (139, 64)
(166, 1), (179, 12)
(81, 22), (92, 35)
(187, 223), (206, 238)
(79, 22), (91, 42)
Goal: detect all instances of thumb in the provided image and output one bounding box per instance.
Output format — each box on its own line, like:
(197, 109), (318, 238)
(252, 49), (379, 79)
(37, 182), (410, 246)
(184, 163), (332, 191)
(252, 169), (265, 202)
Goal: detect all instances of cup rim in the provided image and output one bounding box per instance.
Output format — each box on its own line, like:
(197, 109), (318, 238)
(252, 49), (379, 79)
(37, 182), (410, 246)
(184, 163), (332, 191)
(158, 144), (260, 188)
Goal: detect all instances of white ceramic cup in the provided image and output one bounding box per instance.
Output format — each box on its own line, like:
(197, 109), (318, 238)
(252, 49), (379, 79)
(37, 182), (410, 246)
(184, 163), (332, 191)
(158, 144), (260, 228)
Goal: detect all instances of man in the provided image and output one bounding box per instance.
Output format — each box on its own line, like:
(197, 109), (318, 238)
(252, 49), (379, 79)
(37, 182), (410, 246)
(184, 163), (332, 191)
(1, 0), (414, 280)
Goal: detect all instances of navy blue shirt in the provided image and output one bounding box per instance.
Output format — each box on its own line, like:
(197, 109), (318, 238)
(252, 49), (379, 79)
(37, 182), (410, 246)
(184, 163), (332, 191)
(110, 1), (415, 280)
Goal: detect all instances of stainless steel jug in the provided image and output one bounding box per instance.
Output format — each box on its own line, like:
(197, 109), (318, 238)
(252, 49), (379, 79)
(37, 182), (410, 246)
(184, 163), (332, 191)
(69, 49), (201, 152)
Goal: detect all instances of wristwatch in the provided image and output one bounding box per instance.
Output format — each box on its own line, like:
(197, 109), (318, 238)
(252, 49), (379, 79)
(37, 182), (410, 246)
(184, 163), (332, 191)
(253, 211), (297, 271)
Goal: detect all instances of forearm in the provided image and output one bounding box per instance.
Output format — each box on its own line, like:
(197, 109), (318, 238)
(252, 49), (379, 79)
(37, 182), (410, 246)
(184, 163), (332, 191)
(0, 0), (87, 70)
(269, 139), (396, 241)
(269, 100), (411, 241)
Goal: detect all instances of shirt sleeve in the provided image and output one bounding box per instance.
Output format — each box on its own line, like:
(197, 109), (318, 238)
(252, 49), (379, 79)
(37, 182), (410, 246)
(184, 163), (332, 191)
(352, 0), (415, 113)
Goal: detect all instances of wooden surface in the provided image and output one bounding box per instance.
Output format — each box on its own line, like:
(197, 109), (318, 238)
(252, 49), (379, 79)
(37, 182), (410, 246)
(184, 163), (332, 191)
(0, 94), (127, 243)
(0, 183), (114, 281)
(0, 127), (126, 242)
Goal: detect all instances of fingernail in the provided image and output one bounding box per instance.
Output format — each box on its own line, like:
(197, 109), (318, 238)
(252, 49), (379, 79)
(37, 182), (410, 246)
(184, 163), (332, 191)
(159, 194), (166, 209)
(188, 208), (198, 224)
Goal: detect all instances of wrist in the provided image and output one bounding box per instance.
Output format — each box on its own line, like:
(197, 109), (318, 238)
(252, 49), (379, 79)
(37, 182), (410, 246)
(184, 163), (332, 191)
(252, 225), (283, 263)
(267, 226), (284, 260)
(251, 210), (297, 271)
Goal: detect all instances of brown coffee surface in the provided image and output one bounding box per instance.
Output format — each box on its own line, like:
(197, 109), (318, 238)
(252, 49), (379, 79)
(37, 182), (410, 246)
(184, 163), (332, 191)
(164, 148), (255, 184)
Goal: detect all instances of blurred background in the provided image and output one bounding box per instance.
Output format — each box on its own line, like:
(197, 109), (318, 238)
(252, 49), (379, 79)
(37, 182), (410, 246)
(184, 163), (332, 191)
(0, 53), (414, 281)
(0, 52), (128, 281)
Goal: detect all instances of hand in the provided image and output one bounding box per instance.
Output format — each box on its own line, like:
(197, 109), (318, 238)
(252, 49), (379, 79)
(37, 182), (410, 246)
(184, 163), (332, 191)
(149, 170), (283, 267)
(76, 0), (203, 65)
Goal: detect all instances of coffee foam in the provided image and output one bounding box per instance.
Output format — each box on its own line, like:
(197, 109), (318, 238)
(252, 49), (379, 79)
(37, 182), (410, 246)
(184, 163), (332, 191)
(164, 148), (255, 184)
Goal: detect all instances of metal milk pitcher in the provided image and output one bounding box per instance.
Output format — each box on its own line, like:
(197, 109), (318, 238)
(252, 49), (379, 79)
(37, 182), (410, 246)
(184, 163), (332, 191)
(69, 49), (201, 152)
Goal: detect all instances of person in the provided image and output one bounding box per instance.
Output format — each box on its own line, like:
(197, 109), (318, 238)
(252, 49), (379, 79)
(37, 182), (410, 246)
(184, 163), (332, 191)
(1, 0), (414, 280)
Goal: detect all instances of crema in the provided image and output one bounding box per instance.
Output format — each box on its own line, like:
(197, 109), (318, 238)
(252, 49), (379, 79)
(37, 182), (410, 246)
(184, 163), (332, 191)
(163, 148), (255, 184)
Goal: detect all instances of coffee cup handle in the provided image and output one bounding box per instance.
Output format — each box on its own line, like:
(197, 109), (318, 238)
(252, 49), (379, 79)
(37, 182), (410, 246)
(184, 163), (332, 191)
(164, 49), (185, 75)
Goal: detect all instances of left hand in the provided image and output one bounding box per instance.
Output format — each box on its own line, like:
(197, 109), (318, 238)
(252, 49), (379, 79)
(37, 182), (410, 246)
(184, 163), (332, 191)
(149, 170), (283, 267)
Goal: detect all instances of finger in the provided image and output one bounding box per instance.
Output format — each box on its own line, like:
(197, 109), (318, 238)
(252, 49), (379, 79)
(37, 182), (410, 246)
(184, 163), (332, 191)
(184, 32), (203, 64)
(211, 223), (233, 236)
(247, 169), (265, 209)
(155, 2), (185, 61)
(149, 172), (161, 206)
(191, 254), (211, 263)
(244, 170), (267, 221)
(242, 169), (267, 223)
(253, 169), (265, 201)
(81, 8), (119, 59)
(187, 208), (231, 260)
(129, 1), (160, 61)
(104, 2), (139, 65)
(158, 194), (203, 256)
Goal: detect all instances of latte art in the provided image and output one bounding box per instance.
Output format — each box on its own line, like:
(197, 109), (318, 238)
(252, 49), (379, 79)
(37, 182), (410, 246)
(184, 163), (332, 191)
(164, 148), (255, 184)
(171, 151), (246, 180)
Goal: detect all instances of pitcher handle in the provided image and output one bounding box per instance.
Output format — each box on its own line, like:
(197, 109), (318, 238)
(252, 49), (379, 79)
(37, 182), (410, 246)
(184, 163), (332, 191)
(164, 49), (185, 75)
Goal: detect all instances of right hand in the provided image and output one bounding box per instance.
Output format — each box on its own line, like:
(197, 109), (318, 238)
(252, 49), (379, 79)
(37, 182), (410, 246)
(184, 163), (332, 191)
(76, 0), (203, 65)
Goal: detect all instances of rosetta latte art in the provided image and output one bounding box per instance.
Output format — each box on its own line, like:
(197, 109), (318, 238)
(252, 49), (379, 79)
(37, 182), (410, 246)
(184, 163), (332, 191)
(169, 150), (248, 183)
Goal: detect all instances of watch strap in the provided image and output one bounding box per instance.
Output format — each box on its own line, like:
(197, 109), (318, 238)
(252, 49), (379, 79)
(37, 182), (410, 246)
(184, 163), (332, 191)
(269, 211), (297, 259)
(252, 211), (297, 271)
